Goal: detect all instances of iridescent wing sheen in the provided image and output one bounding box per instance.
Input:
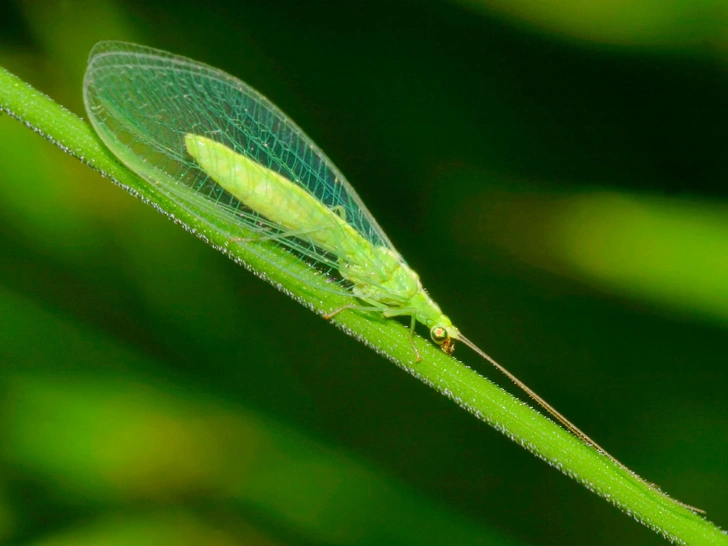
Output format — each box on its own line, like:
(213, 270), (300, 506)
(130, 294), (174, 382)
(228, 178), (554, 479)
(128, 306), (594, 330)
(83, 41), (403, 295)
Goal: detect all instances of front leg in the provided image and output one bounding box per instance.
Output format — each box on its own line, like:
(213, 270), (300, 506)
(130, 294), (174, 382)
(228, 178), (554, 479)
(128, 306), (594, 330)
(324, 300), (422, 362)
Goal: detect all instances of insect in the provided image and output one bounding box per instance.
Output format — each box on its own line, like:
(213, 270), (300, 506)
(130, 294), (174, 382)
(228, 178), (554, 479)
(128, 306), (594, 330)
(82, 43), (700, 513)
(83, 41), (467, 361)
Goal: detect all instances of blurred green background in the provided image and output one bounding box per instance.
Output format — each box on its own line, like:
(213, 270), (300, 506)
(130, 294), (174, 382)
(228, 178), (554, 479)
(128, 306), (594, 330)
(0, 0), (726, 544)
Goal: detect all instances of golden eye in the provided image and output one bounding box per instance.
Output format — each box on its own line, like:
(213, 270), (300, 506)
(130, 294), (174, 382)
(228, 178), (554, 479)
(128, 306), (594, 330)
(431, 326), (449, 345)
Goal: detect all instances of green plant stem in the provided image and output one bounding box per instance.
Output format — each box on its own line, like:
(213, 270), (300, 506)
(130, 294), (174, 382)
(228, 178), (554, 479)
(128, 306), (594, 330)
(1, 64), (725, 545)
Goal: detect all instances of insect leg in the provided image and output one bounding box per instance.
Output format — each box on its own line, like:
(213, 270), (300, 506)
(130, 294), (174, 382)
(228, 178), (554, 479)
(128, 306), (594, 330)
(330, 205), (347, 220)
(408, 315), (421, 362)
(325, 301), (422, 361)
(323, 303), (355, 320)
(323, 300), (386, 320)
(378, 307), (421, 361)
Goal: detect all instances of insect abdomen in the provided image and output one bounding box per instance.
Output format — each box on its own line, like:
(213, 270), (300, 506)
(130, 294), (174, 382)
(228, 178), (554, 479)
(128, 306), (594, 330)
(185, 134), (355, 253)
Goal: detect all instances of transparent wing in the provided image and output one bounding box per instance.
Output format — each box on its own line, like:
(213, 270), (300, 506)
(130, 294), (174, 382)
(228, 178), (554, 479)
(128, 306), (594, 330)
(83, 41), (402, 295)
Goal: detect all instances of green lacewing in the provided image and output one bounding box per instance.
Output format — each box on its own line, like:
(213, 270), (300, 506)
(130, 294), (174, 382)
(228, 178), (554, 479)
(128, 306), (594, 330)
(82, 43), (698, 510)
(83, 41), (464, 357)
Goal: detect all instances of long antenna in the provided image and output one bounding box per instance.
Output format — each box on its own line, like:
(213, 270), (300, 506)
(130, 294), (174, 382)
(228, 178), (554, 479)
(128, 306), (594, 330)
(456, 333), (704, 514)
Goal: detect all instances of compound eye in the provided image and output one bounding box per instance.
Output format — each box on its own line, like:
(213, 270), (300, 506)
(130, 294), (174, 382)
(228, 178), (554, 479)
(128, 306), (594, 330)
(430, 326), (449, 345)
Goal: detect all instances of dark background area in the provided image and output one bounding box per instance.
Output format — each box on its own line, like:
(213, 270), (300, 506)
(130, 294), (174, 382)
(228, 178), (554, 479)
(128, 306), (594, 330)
(0, 0), (726, 544)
